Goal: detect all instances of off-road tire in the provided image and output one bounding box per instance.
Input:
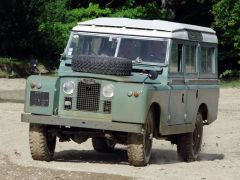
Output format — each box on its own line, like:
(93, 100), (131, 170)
(71, 55), (132, 76)
(127, 109), (153, 166)
(29, 123), (56, 161)
(92, 138), (116, 153)
(177, 112), (203, 162)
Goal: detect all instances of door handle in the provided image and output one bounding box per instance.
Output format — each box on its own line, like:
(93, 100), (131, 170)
(182, 94), (184, 103)
(196, 90), (199, 99)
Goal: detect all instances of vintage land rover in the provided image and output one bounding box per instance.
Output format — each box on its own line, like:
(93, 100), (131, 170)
(21, 18), (219, 166)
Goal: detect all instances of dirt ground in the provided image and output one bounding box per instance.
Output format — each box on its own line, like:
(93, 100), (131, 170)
(0, 79), (239, 180)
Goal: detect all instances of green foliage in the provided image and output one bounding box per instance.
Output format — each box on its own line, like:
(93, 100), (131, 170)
(212, 0), (240, 51)
(113, 2), (168, 19)
(0, 0), (239, 73)
(212, 0), (240, 73)
(39, 0), (67, 22)
(38, 22), (72, 57)
(219, 69), (240, 80)
(0, 57), (50, 78)
(37, 2), (113, 67)
(36, 1), (170, 67)
(66, 3), (112, 22)
(220, 79), (240, 88)
(0, 57), (29, 78)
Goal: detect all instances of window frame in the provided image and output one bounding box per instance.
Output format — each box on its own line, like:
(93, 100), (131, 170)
(183, 42), (198, 79)
(168, 40), (184, 79)
(168, 40), (199, 79)
(199, 43), (218, 79)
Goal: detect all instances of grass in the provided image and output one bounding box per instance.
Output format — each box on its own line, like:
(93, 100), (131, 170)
(0, 57), (28, 78)
(220, 79), (240, 88)
(0, 57), (25, 65)
(0, 57), (50, 78)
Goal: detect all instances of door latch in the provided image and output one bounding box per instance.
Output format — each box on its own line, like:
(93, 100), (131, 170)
(196, 90), (199, 99)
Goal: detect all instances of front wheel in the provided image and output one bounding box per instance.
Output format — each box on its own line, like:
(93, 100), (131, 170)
(29, 123), (56, 161)
(177, 112), (203, 162)
(127, 109), (153, 166)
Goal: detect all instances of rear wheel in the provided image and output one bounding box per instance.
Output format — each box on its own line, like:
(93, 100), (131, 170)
(92, 138), (116, 153)
(177, 112), (203, 162)
(29, 123), (56, 161)
(127, 109), (153, 166)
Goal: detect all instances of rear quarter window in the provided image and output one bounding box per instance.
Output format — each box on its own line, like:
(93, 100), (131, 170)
(200, 47), (215, 73)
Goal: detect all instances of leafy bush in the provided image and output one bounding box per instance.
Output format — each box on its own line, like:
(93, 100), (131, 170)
(0, 0), (239, 74)
(0, 57), (49, 78)
(219, 70), (240, 80)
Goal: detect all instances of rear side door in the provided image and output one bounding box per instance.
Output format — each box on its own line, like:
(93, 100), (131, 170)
(168, 42), (187, 125)
(184, 43), (199, 124)
(168, 85), (187, 125)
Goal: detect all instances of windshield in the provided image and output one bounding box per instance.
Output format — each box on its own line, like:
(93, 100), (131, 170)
(66, 33), (168, 64)
(66, 34), (118, 57)
(118, 38), (167, 63)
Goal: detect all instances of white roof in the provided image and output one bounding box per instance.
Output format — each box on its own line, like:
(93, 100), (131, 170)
(78, 17), (215, 33)
(73, 18), (217, 43)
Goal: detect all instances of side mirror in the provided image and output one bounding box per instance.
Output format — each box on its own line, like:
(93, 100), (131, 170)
(30, 59), (40, 74)
(148, 70), (158, 80)
(30, 59), (38, 69)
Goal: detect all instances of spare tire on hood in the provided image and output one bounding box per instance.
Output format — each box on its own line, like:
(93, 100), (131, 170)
(71, 55), (132, 76)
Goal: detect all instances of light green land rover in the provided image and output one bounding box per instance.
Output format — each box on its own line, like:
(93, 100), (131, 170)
(21, 18), (219, 166)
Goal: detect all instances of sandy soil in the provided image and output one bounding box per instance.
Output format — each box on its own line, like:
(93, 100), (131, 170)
(0, 78), (25, 91)
(0, 78), (25, 103)
(0, 79), (239, 179)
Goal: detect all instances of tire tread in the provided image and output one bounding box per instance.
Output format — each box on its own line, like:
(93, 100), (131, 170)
(29, 124), (55, 161)
(71, 55), (132, 76)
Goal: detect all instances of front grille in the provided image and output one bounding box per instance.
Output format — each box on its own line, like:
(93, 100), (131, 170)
(30, 91), (49, 107)
(76, 81), (100, 111)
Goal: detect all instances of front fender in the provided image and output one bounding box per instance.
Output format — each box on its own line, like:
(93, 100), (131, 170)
(112, 83), (153, 124)
(24, 75), (60, 115)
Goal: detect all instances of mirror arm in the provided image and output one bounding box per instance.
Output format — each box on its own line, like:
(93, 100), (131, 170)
(143, 76), (149, 84)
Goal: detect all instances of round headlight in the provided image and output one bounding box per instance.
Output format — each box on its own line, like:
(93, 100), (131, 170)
(63, 81), (75, 94)
(103, 84), (114, 98)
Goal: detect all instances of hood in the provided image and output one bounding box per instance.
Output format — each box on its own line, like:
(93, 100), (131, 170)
(58, 71), (162, 83)
(58, 59), (166, 83)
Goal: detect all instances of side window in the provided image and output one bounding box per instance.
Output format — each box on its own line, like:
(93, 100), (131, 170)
(185, 45), (197, 73)
(200, 47), (215, 73)
(169, 43), (183, 73)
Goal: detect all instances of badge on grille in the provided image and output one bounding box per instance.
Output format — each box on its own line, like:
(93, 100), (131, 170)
(82, 78), (96, 84)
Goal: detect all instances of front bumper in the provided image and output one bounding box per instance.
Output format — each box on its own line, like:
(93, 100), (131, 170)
(21, 113), (143, 133)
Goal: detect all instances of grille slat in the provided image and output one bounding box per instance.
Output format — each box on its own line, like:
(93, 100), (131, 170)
(76, 81), (100, 111)
(63, 80), (112, 114)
